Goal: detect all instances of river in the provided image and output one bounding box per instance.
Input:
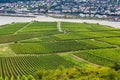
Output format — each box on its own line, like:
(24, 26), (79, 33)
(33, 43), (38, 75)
(0, 15), (120, 28)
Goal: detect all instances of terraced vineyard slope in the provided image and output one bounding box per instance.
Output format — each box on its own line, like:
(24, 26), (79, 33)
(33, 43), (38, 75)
(0, 21), (120, 79)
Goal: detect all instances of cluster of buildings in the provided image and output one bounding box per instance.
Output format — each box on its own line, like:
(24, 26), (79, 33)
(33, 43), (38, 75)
(0, 0), (120, 21)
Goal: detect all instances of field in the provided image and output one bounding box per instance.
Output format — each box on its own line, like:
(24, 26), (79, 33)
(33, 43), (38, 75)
(0, 21), (120, 79)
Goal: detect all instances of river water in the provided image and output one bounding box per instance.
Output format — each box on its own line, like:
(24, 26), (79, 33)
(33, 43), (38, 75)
(0, 15), (120, 28)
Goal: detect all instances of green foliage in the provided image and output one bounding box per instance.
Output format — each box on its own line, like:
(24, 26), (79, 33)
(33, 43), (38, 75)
(1, 55), (76, 78)
(36, 66), (120, 80)
(0, 23), (28, 35)
(20, 22), (57, 33)
(0, 31), (59, 43)
(96, 37), (120, 46)
(10, 39), (114, 54)
(0, 22), (60, 43)
(61, 22), (116, 32)
(10, 76), (14, 80)
(17, 76), (20, 80)
(21, 75), (28, 80)
(0, 77), (3, 80)
(74, 48), (120, 66)
(4, 77), (8, 80)
(111, 62), (120, 71)
(27, 75), (35, 80)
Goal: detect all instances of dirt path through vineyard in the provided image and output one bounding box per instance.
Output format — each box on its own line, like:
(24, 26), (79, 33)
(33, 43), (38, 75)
(71, 54), (100, 66)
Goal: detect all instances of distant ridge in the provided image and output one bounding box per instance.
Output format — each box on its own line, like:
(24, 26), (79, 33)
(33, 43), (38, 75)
(0, 0), (39, 3)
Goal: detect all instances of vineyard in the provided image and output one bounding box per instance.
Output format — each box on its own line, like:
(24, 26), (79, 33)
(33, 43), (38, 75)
(1, 55), (77, 78)
(0, 21), (120, 79)
(73, 48), (120, 66)
(10, 40), (115, 54)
